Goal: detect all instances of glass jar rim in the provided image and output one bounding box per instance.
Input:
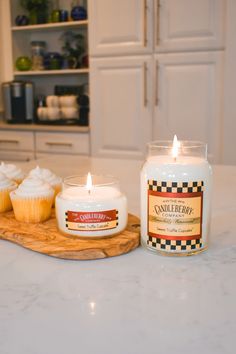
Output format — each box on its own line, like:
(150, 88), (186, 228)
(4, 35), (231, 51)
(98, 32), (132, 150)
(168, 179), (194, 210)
(147, 140), (207, 149)
(63, 174), (119, 188)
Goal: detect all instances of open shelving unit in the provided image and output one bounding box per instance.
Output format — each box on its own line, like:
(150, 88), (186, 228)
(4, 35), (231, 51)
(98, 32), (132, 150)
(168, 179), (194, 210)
(14, 68), (89, 76)
(0, 1), (91, 163)
(10, 0), (89, 77)
(12, 24), (89, 79)
(0, 0), (90, 129)
(9, 0), (89, 107)
(12, 19), (89, 77)
(11, 19), (88, 32)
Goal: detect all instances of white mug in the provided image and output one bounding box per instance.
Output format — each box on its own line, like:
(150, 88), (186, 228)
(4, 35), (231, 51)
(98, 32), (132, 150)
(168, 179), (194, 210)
(59, 95), (78, 108)
(37, 107), (48, 120)
(47, 107), (60, 120)
(61, 107), (78, 119)
(46, 95), (59, 107)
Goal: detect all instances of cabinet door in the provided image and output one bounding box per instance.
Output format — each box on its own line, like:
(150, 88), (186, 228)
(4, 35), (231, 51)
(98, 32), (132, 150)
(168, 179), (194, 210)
(90, 56), (152, 159)
(0, 130), (34, 151)
(153, 52), (223, 163)
(35, 132), (90, 155)
(89, 0), (153, 56)
(155, 0), (225, 52)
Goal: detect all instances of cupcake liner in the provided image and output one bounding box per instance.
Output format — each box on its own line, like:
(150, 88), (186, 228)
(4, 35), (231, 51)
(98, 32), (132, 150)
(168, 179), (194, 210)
(0, 184), (17, 213)
(11, 194), (53, 223)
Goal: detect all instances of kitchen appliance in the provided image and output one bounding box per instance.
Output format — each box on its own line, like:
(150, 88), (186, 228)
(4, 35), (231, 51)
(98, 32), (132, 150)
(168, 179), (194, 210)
(78, 94), (89, 126)
(2, 81), (34, 123)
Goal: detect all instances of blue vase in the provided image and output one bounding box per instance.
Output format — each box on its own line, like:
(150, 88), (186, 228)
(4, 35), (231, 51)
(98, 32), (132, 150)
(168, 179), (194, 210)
(15, 15), (29, 26)
(44, 52), (62, 70)
(71, 6), (87, 21)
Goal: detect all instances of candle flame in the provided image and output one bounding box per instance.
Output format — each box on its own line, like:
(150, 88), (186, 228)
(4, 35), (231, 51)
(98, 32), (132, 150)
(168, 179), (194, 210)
(172, 135), (180, 160)
(86, 172), (93, 193)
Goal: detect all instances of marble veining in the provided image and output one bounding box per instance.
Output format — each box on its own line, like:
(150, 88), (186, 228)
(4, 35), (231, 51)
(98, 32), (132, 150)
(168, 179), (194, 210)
(0, 157), (235, 354)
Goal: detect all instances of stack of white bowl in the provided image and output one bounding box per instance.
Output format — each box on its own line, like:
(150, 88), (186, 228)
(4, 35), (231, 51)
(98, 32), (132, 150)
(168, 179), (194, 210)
(37, 95), (79, 121)
(59, 95), (79, 120)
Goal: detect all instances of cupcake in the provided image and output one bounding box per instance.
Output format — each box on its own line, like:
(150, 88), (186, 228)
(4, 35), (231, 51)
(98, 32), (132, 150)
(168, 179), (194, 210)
(0, 162), (25, 184)
(10, 177), (54, 223)
(0, 172), (17, 213)
(28, 166), (62, 204)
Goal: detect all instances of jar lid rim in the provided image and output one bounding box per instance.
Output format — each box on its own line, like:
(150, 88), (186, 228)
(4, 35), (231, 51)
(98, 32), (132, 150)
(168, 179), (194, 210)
(147, 140), (207, 149)
(63, 174), (119, 187)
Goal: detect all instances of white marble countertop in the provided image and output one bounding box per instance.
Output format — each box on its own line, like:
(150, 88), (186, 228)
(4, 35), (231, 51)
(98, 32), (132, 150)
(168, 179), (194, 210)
(0, 156), (236, 354)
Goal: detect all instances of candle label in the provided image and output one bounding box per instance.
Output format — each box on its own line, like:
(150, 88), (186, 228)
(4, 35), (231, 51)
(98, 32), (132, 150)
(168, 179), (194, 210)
(65, 209), (119, 232)
(147, 180), (204, 252)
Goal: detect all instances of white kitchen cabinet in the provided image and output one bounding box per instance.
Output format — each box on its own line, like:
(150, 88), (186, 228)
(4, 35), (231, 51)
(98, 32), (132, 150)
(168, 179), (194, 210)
(0, 130), (34, 152)
(89, 0), (225, 57)
(90, 56), (153, 159)
(0, 130), (35, 161)
(35, 132), (90, 155)
(88, 0), (153, 56)
(0, 128), (90, 161)
(90, 51), (224, 162)
(89, 0), (225, 162)
(153, 52), (224, 162)
(156, 0), (225, 52)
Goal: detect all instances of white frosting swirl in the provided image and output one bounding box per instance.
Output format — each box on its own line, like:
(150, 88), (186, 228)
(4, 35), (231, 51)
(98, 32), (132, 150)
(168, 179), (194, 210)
(0, 172), (17, 190)
(11, 177), (54, 198)
(0, 162), (24, 181)
(29, 166), (62, 186)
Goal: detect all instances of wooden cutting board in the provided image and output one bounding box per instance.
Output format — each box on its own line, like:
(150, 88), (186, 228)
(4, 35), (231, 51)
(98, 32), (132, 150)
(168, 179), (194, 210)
(0, 211), (140, 260)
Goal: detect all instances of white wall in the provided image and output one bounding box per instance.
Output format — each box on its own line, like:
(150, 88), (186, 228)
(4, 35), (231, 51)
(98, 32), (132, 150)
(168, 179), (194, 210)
(0, 0), (13, 83)
(223, 0), (236, 165)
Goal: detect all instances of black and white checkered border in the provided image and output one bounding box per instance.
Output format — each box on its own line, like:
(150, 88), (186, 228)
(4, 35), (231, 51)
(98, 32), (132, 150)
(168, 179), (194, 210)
(116, 210), (119, 226)
(147, 236), (202, 251)
(65, 211), (68, 227)
(148, 180), (204, 193)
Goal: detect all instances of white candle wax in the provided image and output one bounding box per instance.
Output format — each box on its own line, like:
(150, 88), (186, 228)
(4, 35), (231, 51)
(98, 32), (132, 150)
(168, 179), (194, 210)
(141, 146), (212, 256)
(56, 178), (128, 237)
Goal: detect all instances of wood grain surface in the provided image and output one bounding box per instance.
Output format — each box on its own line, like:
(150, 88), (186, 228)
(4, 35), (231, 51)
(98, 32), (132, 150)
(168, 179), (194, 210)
(0, 211), (140, 260)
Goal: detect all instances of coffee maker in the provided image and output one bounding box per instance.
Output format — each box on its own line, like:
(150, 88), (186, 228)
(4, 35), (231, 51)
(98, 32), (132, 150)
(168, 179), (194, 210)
(2, 81), (34, 123)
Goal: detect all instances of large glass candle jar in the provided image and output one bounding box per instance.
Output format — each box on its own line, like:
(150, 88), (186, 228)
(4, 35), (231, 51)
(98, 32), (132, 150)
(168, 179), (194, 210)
(140, 137), (212, 256)
(56, 174), (128, 238)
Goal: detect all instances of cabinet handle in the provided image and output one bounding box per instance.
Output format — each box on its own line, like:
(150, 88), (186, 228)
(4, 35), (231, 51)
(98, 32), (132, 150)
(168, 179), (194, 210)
(156, 0), (160, 46)
(143, 62), (148, 107)
(0, 139), (19, 144)
(46, 142), (73, 147)
(143, 0), (148, 47)
(155, 61), (159, 106)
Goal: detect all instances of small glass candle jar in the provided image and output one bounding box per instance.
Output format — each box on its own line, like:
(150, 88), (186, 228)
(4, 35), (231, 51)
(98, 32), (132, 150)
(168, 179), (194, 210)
(141, 139), (212, 256)
(56, 175), (128, 238)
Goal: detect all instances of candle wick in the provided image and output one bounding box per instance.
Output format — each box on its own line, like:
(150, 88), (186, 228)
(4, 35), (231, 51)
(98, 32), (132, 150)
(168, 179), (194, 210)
(174, 157), (177, 163)
(88, 189), (91, 195)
